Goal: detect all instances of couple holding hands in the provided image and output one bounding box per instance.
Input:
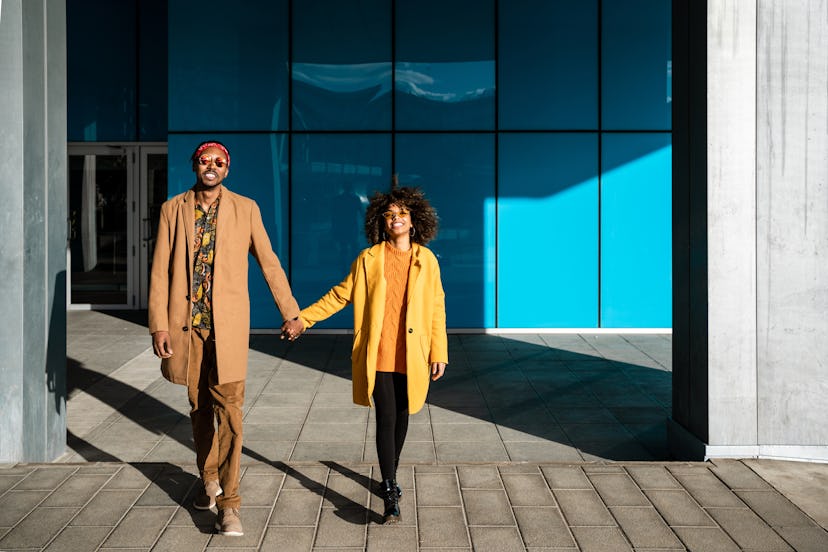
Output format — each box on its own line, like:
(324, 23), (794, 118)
(149, 140), (447, 536)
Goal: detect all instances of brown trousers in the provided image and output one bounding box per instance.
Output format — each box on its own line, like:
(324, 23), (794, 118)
(186, 328), (245, 509)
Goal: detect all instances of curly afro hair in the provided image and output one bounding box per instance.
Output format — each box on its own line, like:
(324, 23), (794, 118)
(364, 177), (439, 245)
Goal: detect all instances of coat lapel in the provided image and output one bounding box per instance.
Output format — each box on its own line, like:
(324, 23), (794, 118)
(366, 243), (386, 303)
(407, 243), (423, 305)
(213, 186), (230, 262)
(182, 189), (196, 275)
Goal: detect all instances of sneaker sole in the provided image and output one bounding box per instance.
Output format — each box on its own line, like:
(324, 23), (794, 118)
(214, 524), (243, 536)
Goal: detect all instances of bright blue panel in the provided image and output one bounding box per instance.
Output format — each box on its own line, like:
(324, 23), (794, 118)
(601, 134), (672, 327)
(499, 0), (597, 130)
(498, 134), (599, 328)
(169, 0), (289, 131)
(602, 0), (672, 130)
(168, 133), (291, 329)
(67, 0), (137, 141)
(395, 134), (495, 328)
(292, 0), (391, 130)
(395, 0), (495, 130)
(291, 134), (392, 329)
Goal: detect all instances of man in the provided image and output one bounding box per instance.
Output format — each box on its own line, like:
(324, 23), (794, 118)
(149, 141), (303, 536)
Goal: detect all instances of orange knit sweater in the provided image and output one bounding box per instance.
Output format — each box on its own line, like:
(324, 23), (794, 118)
(376, 242), (412, 373)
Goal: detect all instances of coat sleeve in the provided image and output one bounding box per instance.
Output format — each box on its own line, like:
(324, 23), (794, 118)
(429, 256), (448, 364)
(249, 201), (301, 321)
(299, 256), (359, 329)
(148, 203), (173, 334)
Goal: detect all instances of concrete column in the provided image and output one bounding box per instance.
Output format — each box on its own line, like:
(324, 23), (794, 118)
(671, 0), (828, 461)
(0, 0), (67, 462)
(755, 0), (828, 459)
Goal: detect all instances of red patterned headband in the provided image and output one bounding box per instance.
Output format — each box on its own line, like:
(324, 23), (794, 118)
(194, 142), (231, 167)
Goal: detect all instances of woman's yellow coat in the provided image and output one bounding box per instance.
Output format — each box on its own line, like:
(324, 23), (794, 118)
(299, 242), (448, 414)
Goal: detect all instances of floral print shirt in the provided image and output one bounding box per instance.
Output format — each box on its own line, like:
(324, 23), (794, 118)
(191, 193), (220, 329)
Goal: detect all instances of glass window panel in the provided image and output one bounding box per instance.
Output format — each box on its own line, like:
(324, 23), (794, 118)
(68, 153), (129, 304)
(395, 134), (495, 328)
(602, 0), (672, 130)
(499, 0), (598, 130)
(138, 0), (167, 141)
(67, 0), (137, 141)
(169, 0), (289, 131)
(601, 133), (672, 327)
(395, 0), (495, 130)
(168, 133), (291, 329)
(498, 134), (599, 327)
(292, 0), (391, 130)
(291, 134), (392, 328)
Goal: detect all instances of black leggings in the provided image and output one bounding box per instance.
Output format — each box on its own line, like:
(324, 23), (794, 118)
(372, 372), (409, 482)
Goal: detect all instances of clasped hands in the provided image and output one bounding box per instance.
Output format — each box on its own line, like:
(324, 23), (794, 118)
(280, 318), (305, 341)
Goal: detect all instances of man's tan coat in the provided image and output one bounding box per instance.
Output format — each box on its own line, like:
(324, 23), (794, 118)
(148, 187), (299, 385)
(299, 242), (448, 414)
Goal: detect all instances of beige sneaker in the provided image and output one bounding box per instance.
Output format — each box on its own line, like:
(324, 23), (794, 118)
(193, 479), (222, 510)
(215, 507), (244, 536)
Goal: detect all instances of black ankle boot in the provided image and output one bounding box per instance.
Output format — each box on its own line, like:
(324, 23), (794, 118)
(381, 479), (400, 524)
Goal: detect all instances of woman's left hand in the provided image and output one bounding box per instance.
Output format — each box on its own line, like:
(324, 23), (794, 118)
(430, 362), (446, 381)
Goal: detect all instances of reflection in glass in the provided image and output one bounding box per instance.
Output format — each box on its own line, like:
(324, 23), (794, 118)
(68, 154), (129, 304)
(395, 134), (495, 328)
(395, 0), (494, 130)
(292, 62), (391, 130)
(291, 134), (391, 328)
(395, 62), (494, 130)
(292, 0), (391, 130)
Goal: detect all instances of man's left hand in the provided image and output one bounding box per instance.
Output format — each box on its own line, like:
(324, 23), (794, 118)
(281, 318), (304, 341)
(430, 362), (446, 381)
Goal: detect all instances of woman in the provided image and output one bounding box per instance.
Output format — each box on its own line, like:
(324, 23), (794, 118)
(297, 182), (448, 524)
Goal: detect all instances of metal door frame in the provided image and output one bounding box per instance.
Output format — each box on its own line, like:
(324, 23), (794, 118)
(67, 142), (167, 310)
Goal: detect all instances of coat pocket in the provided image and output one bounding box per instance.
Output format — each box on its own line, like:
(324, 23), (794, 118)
(351, 329), (364, 360)
(419, 335), (431, 366)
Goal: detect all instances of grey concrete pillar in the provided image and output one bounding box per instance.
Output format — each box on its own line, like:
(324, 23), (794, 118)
(671, 0), (828, 462)
(0, 0), (67, 462)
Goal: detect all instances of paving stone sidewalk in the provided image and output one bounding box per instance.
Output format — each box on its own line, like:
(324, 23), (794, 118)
(1, 459), (827, 551)
(3, 311), (823, 551)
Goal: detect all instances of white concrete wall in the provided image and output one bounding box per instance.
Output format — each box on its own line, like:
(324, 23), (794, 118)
(702, 0), (828, 461)
(756, 0), (828, 450)
(0, 0), (27, 462)
(0, 0), (67, 462)
(706, 0), (758, 448)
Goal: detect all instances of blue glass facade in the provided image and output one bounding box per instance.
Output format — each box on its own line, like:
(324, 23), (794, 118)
(69, 0), (672, 329)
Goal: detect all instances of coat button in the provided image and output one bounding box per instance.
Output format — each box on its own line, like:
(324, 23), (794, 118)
(182, 326), (189, 332)
(408, 328), (413, 333)
(186, 295), (191, 300)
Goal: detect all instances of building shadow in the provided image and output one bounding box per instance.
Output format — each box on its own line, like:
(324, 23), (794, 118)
(251, 332), (672, 461)
(66, 357), (373, 525)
